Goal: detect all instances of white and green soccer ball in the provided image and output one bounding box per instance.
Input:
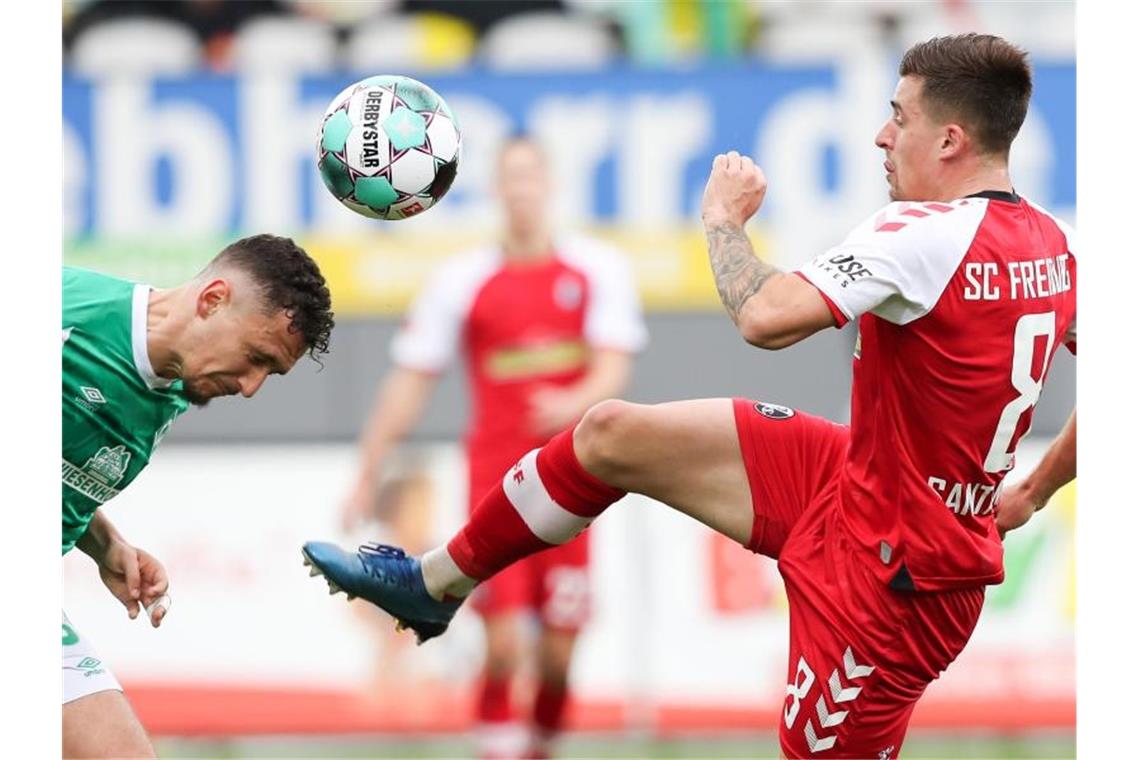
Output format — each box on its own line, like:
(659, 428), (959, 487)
(317, 75), (461, 221)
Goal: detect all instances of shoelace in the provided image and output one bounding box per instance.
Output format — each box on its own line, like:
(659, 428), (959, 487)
(358, 542), (417, 592)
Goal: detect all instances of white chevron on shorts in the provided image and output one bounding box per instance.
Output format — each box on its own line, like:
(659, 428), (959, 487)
(844, 646), (875, 679)
(815, 695), (848, 728)
(804, 717), (837, 753)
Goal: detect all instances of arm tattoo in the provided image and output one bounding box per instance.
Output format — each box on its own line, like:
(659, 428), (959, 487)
(706, 223), (781, 324)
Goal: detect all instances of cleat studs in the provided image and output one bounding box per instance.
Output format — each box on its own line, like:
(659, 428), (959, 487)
(309, 566), (321, 577)
(346, 594), (356, 601)
(328, 581), (341, 594)
(302, 555), (311, 567)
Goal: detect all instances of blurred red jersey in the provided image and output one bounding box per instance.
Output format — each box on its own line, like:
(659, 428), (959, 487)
(797, 192), (1076, 591)
(391, 237), (647, 479)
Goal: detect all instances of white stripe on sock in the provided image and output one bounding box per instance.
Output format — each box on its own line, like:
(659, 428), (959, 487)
(502, 449), (592, 545)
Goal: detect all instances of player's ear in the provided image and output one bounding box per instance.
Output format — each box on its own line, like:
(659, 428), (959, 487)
(196, 278), (231, 319)
(940, 123), (969, 160)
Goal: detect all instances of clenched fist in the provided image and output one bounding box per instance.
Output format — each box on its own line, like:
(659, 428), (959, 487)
(700, 151), (768, 228)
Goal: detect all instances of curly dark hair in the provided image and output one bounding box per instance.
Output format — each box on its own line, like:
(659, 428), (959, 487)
(209, 234), (335, 359)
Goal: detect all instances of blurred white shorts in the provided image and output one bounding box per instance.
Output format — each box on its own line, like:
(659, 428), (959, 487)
(62, 610), (122, 704)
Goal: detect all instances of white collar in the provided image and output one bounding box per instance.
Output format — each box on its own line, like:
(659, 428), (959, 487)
(131, 284), (176, 391)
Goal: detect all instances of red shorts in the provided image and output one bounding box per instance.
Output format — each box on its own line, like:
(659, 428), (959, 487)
(466, 449), (591, 631)
(734, 399), (985, 759)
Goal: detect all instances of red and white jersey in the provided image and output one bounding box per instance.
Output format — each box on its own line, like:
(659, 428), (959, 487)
(797, 192), (1076, 591)
(392, 236), (647, 459)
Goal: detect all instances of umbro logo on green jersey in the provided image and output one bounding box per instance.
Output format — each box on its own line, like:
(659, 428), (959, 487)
(80, 387), (106, 404)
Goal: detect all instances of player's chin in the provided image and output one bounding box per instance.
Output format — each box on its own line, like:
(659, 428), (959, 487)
(182, 381), (215, 407)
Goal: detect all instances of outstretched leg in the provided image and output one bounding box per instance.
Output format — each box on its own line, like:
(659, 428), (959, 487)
(302, 397), (814, 643)
(425, 398), (753, 599)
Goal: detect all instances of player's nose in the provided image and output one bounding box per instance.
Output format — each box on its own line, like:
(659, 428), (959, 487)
(238, 369), (269, 398)
(875, 120), (894, 150)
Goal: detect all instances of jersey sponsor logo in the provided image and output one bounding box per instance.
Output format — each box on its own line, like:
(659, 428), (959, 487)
(62, 445), (132, 504)
(755, 402), (795, 420)
(485, 339), (589, 380)
(817, 253), (872, 288)
(86, 445), (130, 485)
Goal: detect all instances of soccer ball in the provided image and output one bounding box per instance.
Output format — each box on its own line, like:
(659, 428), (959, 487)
(317, 75), (461, 221)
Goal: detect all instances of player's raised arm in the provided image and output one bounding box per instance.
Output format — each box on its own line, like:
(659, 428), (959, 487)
(995, 410), (1076, 538)
(700, 152), (836, 349)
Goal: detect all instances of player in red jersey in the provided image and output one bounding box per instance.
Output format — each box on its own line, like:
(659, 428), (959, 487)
(338, 135), (647, 759)
(305, 34), (1075, 758)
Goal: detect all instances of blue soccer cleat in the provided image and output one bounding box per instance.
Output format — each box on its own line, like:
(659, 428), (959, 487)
(301, 541), (461, 645)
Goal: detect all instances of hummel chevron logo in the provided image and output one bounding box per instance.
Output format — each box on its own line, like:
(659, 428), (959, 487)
(803, 647), (875, 754)
(844, 646), (875, 679)
(829, 669), (862, 703)
(815, 695), (847, 728)
(804, 717), (837, 753)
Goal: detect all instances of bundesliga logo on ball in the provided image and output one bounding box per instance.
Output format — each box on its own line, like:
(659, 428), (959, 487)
(317, 75), (461, 220)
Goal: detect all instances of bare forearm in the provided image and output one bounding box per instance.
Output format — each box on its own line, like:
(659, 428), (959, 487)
(354, 368), (436, 485)
(76, 509), (125, 561)
(1023, 411), (1076, 505)
(705, 222), (781, 326)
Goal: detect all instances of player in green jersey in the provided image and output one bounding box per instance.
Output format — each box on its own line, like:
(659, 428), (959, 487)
(62, 234), (334, 758)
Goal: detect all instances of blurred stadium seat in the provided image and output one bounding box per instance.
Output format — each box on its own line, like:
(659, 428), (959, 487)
(480, 11), (618, 70)
(232, 15), (339, 72)
(70, 16), (202, 76)
(345, 13), (477, 72)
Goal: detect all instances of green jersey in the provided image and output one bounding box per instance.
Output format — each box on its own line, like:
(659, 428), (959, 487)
(62, 267), (190, 554)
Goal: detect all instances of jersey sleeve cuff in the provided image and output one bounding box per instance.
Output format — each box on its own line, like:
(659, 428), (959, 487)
(793, 270), (850, 328)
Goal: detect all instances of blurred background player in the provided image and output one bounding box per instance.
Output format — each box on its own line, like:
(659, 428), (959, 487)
(339, 135), (647, 759)
(63, 235), (333, 758)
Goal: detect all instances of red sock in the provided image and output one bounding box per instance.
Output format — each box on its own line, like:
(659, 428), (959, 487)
(448, 428), (625, 580)
(532, 680), (569, 741)
(477, 673), (513, 724)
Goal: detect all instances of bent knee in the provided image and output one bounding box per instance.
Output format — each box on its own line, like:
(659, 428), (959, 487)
(574, 399), (641, 475)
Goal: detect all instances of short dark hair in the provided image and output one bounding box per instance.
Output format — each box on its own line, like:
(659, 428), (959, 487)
(899, 33), (1032, 156)
(210, 234), (334, 359)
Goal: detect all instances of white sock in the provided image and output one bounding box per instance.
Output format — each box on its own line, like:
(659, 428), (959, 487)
(420, 546), (476, 601)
